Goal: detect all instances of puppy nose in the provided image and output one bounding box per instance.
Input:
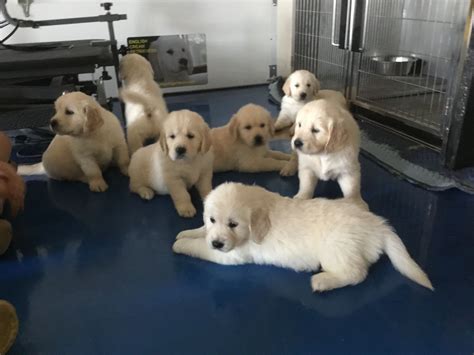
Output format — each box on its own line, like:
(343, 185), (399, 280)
(294, 138), (303, 149)
(175, 146), (186, 155)
(212, 240), (224, 250)
(179, 58), (188, 66)
(300, 92), (307, 99)
(254, 135), (263, 145)
(50, 119), (58, 129)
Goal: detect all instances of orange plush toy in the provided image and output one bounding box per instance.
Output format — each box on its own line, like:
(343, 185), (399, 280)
(0, 132), (25, 254)
(0, 132), (22, 354)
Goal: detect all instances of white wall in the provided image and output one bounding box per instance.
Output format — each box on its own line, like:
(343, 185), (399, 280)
(1, 0), (277, 96)
(276, 0), (293, 77)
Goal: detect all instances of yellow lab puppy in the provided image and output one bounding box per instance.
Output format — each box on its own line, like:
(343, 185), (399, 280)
(119, 53), (169, 155)
(19, 92), (129, 192)
(129, 110), (213, 218)
(211, 104), (291, 173)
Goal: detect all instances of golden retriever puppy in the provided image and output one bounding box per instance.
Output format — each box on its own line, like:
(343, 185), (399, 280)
(129, 110), (212, 218)
(18, 92), (129, 192)
(119, 53), (169, 155)
(173, 183), (433, 292)
(274, 69), (346, 132)
(291, 99), (365, 205)
(211, 104), (291, 173)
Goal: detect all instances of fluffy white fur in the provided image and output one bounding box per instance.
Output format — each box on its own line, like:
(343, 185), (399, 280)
(149, 35), (194, 82)
(274, 70), (346, 132)
(129, 109), (213, 218)
(173, 183), (433, 292)
(290, 99), (365, 207)
(18, 92), (129, 192)
(119, 53), (169, 155)
(211, 104), (291, 172)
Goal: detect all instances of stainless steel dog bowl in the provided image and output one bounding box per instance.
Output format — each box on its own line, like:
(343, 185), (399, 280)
(371, 56), (417, 76)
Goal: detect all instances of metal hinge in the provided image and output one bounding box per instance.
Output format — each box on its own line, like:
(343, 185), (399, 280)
(272, 0), (277, 6)
(269, 65), (277, 79)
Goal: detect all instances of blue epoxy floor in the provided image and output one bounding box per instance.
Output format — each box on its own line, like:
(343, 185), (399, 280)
(1, 86), (474, 355)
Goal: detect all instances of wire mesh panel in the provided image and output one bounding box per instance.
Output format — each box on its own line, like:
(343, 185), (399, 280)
(355, 0), (470, 136)
(293, 0), (349, 91)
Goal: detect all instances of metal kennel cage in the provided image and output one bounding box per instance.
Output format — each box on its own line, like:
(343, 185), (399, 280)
(292, 0), (471, 154)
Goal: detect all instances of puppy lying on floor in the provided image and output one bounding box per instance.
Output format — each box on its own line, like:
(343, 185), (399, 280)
(119, 53), (169, 155)
(211, 104), (291, 173)
(173, 183), (433, 292)
(129, 110), (212, 218)
(18, 92), (129, 192)
(274, 69), (346, 132)
(291, 99), (366, 207)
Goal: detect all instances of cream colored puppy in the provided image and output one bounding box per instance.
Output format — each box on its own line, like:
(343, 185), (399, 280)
(274, 69), (346, 132)
(119, 53), (169, 155)
(129, 110), (212, 218)
(291, 99), (365, 205)
(18, 92), (129, 192)
(173, 183), (433, 292)
(211, 104), (291, 172)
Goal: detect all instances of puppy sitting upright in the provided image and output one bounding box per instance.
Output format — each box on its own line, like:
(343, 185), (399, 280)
(211, 104), (291, 173)
(119, 53), (169, 155)
(173, 183), (433, 292)
(19, 92), (129, 192)
(274, 70), (346, 132)
(292, 99), (365, 205)
(129, 110), (212, 218)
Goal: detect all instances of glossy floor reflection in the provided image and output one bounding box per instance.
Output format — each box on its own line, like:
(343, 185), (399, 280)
(1, 86), (473, 355)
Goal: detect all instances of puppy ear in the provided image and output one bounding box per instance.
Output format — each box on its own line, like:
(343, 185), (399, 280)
(324, 117), (348, 153)
(249, 207), (271, 244)
(159, 131), (169, 154)
(199, 124), (212, 153)
(228, 115), (240, 141)
(83, 104), (104, 133)
(312, 75), (321, 97)
(282, 75), (292, 97)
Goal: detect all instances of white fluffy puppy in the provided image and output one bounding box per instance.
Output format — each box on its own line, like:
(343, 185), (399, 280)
(129, 110), (212, 218)
(291, 99), (365, 205)
(150, 35), (194, 82)
(18, 92), (129, 192)
(211, 104), (291, 173)
(274, 70), (346, 132)
(119, 53), (169, 155)
(173, 183), (433, 292)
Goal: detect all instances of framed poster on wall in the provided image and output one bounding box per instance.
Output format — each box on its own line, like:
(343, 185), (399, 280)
(127, 33), (208, 88)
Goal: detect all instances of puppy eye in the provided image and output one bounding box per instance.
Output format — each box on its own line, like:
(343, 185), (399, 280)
(65, 109), (74, 115)
(210, 217), (215, 223)
(311, 128), (320, 133)
(181, 48), (185, 52)
(260, 123), (265, 128)
(166, 49), (174, 55)
(170, 134), (176, 139)
(187, 133), (194, 139)
(244, 125), (251, 130)
(295, 84), (300, 88)
(298, 123), (302, 127)
(307, 84), (311, 87)
(228, 221), (238, 229)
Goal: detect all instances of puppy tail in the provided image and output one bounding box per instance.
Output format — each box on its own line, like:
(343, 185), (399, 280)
(383, 230), (434, 291)
(17, 162), (45, 176)
(119, 89), (156, 118)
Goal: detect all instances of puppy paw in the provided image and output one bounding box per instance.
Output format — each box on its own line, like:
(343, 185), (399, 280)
(311, 273), (335, 292)
(280, 163), (297, 177)
(120, 164), (129, 177)
(176, 203), (196, 218)
(89, 178), (108, 192)
(294, 192), (312, 199)
(137, 187), (155, 200)
(176, 230), (195, 240)
(172, 238), (188, 254)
